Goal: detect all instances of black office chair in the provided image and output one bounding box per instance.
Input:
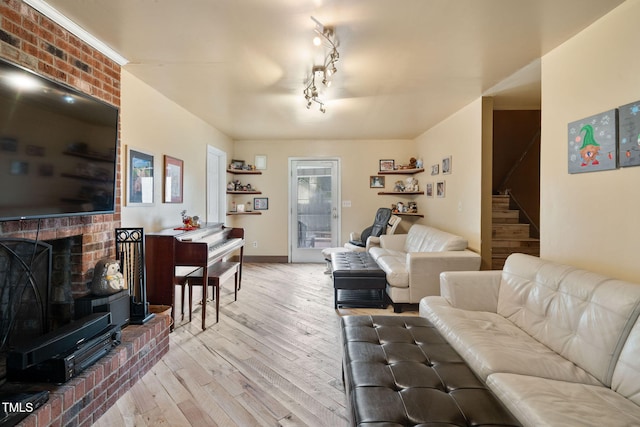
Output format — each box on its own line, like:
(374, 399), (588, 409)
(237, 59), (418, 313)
(348, 208), (393, 248)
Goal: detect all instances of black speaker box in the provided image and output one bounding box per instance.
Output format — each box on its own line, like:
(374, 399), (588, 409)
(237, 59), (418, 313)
(75, 290), (130, 328)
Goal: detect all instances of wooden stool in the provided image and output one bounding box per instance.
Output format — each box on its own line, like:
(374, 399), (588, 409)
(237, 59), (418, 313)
(185, 262), (240, 330)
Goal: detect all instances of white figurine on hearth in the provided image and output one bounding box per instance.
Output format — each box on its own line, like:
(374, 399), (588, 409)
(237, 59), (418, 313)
(90, 258), (125, 295)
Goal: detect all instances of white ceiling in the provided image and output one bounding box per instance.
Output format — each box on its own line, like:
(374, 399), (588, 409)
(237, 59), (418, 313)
(44, 0), (624, 140)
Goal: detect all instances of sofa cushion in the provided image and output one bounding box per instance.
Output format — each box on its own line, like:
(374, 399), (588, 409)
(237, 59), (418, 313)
(404, 225), (468, 253)
(419, 296), (602, 385)
(372, 254), (408, 287)
(368, 246), (403, 262)
(498, 254), (640, 387)
(487, 373), (640, 427)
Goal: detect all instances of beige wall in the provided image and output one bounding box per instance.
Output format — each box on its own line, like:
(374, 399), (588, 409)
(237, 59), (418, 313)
(541, 0), (640, 281)
(414, 98), (485, 253)
(231, 140), (414, 257)
(120, 70), (233, 231)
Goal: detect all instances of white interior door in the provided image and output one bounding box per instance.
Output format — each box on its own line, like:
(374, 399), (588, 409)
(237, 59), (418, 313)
(207, 145), (227, 224)
(289, 158), (340, 262)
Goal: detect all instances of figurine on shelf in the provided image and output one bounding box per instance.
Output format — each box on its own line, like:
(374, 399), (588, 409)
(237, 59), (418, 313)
(394, 180), (406, 192)
(405, 177), (419, 192)
(408, 201), (418, 213)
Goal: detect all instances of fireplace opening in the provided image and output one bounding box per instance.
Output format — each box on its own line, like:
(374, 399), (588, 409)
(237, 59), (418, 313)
(0, 235), (88, 384)
(0, 239), (52, 382)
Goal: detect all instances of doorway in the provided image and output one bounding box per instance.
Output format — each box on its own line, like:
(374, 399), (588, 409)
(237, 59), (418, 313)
(207, 145), (227, 224)
(289, 158), (340, 262)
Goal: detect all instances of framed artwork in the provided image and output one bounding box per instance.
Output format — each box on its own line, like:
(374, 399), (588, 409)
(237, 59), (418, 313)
(379, 159), (395, 171)
(255, 155), (267, 170)
(442, 156), (452, 174)
(164, 155), (183, 203)
(10, 161), (28, 175)
(26, 145), (45, 156)
(38, 163), (54, 177)
(370, 176), (385, 188)
(254, 197), (269, 210)
(127, 147), (154, 206)
(436, 181), (446, 198)
(431, 164), (439, 175)
(567, 109), (618, 173)
(618, 100), (640, 167)
(426, 182), (434, 198)
(230, 159), (245, 170)
(1, 137), (18, 152)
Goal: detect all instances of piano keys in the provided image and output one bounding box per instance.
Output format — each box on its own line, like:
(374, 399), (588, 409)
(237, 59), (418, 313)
(145, 223), (244, 327)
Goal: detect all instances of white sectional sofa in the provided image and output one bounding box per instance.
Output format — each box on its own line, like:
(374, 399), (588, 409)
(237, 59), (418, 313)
(368, 224), (481, 311)
(419, 253), (640, 426)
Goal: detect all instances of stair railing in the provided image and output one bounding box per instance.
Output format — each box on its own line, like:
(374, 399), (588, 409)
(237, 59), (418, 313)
(497, 128), (541, 236)
(497, 129), (541, 194)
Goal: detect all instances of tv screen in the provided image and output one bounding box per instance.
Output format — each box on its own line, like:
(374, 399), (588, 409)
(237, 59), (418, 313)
(0, 58), (118, 221)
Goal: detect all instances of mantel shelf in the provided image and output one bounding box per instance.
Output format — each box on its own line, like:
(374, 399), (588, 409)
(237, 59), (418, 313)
(378, 168), (424, 175)
(378, 191), (425, 195)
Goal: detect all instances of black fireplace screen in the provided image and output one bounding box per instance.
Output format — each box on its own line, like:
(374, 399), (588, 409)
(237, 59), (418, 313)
(0, 239), (52, 380)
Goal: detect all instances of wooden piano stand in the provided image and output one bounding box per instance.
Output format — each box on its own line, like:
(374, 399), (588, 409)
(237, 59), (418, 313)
(184, 262), (240, 330)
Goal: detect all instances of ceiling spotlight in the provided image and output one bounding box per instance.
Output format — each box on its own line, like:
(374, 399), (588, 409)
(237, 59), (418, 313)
(313, 36), (322, 46)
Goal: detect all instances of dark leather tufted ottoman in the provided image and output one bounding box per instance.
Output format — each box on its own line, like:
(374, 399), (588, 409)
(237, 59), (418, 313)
(331, 252), (387, 309)
(341, 315), (521, 426)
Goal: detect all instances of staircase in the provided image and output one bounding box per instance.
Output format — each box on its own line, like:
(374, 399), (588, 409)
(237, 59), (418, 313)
(492, 194), (539, 269)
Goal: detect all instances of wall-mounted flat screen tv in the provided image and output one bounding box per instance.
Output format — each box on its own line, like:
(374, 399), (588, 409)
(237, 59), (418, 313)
(0, 58), (118, 221)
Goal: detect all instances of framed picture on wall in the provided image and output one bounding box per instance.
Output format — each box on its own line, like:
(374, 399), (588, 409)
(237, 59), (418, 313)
(379, 159), (395, 171)
(436, 181), (446, 198)
(567, 109), (618, 173)
(426, 182), (434, 198)
(442, 156), (452, 174)
(164, 155), (183, 203)
(370, 176), (385, 188)
(127, 147), (154, 206)
(254, 197), (269, 210)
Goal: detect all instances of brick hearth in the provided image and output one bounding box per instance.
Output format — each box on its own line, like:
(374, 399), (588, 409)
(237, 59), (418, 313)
(15, 315), (171, 427)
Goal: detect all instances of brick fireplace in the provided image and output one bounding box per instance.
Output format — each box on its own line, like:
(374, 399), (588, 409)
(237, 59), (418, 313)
(0, 3), (170, 425)
(0, 0), (123, 277)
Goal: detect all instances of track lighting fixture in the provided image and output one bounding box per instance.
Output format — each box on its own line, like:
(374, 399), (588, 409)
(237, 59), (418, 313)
(303, 65), (327, 112)
(304, 17), (340, 113)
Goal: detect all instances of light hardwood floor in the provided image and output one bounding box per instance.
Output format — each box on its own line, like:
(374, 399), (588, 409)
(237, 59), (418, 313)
(94, 262), (418, 427)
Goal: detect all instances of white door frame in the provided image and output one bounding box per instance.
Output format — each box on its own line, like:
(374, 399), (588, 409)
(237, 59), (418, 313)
(206, 145), (227, 225)
(288, 157), (341, 262)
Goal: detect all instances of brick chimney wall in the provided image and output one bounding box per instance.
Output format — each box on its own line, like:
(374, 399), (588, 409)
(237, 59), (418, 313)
(0, 0), (122, 294)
